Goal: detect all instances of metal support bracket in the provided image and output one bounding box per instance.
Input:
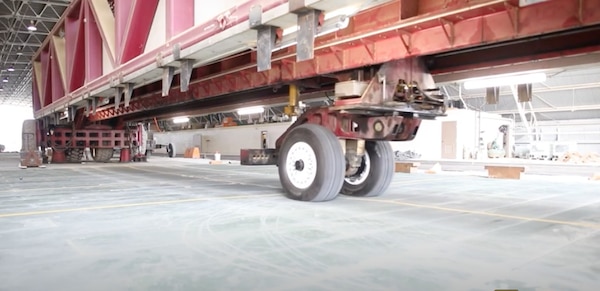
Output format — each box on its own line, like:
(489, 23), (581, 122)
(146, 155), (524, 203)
(398, 31), (411, 54)
(440, 18), (454, 46)
(85, 99), (92, 116)
(250, 4), (281, 71)
(162, 66), (175, 97)
(505, 2), (519, 34)
(113, 83), (133, 109)
(486, 87), (499, 104)
(180, 59), (193, 92)
(93, 98), (97, 115)
(67, 106), (76, 123)
(114, 87), (123, 110)
(249, 5), (263, 28)
(256, 26), (279, 71)
(124, 83), (134, 108)
(295, 9), (321, 62)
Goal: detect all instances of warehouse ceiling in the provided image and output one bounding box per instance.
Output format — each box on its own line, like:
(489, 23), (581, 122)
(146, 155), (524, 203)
(438, 62), (600, 122)
(0, 0), (70, 106)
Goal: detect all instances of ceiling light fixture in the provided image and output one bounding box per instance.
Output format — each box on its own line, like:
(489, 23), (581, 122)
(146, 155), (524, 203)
(237, 106), (264, 115)
(172, 116), (189, 124)
(463, 72), (547, 90)
(2, 77), (8, 83)
(27, 20), (37, 32)
(7, 65), (15, 72)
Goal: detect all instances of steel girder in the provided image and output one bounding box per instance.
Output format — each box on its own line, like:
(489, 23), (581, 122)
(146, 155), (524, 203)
(33, 0), (600, 122)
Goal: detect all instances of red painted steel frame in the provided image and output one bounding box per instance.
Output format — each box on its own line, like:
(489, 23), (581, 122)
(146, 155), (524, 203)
(275, 107), (422, 146)
(84, 0), (103, 82)
(33, 0), (600, 122)
(47, 127), (137, 149)
(166, 0), (194, 40)
(33, 0), (289, 117)
(117, 0), (159, 64)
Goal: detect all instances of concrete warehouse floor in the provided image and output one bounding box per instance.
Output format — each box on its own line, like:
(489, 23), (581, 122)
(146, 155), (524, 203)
(0, 153), (599, 291)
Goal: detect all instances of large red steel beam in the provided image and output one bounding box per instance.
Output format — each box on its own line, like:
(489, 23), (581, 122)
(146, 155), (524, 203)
(84, 0), (104, 81)
(65, 4), (86, 92)
(32, 72), (42, 111)
(166, 0), (194, 40)
(88, 0), (600, 121)
(50, 41), (65, 103)
(40, 48), (52, 107)
(117, 0), (159, 64)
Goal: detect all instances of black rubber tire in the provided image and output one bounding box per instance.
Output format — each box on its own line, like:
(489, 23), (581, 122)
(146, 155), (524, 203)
(66, 148), (83, 163)
(278, 124), (345, 202)
(91, 148), (114, 162)
(167, 143), (175, 158)
(341, 140), (394, 197)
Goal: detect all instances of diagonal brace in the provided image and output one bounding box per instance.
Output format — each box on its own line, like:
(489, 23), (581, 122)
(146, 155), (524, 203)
(162, 66), (175, 97)
(180, 59), (193, 92)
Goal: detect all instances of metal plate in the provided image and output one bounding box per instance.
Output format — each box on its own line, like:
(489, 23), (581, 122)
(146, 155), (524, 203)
(240, 148), (278, 165)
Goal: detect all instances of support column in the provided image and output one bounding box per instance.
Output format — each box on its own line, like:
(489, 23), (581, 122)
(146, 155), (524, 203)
(179, 59), (193, 92)
(250, 5), (280, 72)
(290, 0), (321, 62)
(285, 84), (299, 116)
(162, 66), (174, 97)
(295, 9), (321, 62)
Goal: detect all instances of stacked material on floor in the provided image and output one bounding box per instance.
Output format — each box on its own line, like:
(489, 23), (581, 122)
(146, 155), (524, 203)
(560, 152), (600, 164)
(394, 150), (421, 160)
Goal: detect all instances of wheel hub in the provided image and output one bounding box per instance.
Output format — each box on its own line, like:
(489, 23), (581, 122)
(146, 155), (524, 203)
(294, 160), (305, 171)
(285, 141), (317, 190)
(345, 152), (371, 185)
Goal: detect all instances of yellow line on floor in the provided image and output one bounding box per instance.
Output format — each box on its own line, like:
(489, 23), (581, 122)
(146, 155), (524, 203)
(0, 194), (279, 218)
(351, 198), (600, 229)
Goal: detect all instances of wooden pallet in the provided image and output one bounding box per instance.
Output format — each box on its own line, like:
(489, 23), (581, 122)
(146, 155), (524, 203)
(395, 162), (420, 173)
(485, 165), (525, 180)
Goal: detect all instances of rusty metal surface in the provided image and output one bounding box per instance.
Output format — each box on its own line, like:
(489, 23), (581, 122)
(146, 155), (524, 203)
(47, 126), (137, 150)
(336, 58), (445, 115)
(273, 58), (440, 148)
(240, 148), (278, 165)
(275, 106), (423, 149)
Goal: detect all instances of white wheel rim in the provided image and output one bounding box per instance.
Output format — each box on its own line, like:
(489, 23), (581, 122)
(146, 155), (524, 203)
(285, 141), (318, 189)
(345, 152), (371, 185)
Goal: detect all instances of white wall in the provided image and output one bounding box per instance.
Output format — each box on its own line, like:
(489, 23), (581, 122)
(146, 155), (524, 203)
(153, 122), (291, 156)
(391, 109), (513, 160)
(391, 119), (442, 160)
(144, 0), (166, 53)
(194, 0), (238, 26)
(513, 118), (600, 153)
